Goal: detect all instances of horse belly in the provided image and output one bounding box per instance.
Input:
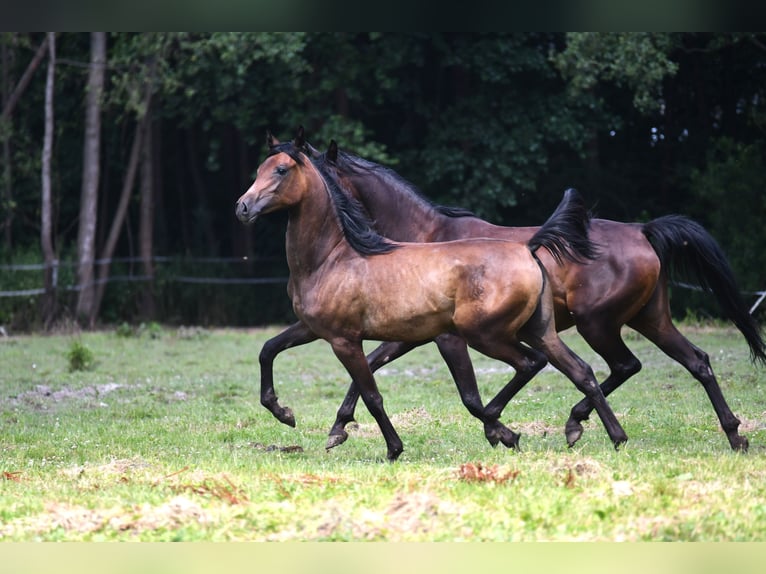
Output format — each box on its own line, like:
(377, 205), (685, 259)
(358, 264), (456, 340)
(291, 262), (454, 342)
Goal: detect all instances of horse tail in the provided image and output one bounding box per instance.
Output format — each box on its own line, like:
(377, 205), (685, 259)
(642, 215), (766, 365)
(527, 188), (599, 265)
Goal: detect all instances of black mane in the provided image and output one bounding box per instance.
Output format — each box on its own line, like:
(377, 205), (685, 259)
(319, 148), (477, 219)
(309, 152), (399, 256)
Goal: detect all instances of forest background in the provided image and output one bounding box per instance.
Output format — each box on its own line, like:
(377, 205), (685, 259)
(1, 32), (765, 330)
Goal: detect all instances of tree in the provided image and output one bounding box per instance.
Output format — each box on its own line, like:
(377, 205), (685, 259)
(75, 32), (106, 326)
(2, 34), (49, 249)
(40, 33), (56, 327)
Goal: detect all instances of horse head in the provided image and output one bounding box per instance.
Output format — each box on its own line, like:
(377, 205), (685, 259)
(235, 139), (312, 224)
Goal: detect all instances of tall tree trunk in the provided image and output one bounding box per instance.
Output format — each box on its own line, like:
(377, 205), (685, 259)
(75, 32), (106, 326)
(1, 34), (48, 121)
(89, 55), (157, 325)
(40, 33), (56, 328)
(2, 35), (49, 247)
(89, 113), (146, 324)
(139, 111), (156, 320)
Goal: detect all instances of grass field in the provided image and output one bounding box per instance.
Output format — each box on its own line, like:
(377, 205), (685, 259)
(1, 322), (765, 542)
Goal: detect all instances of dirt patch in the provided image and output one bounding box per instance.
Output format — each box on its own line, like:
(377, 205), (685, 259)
(737, 413), (766, 433)
(5, 382), (191, 411)
(311, 490), (468, 541)
(456, 462), (519, 484)
(348, 406), (433, 438)
(514, 419), (560, 437)
(8, 383), (125, 409)
(0, 496), (224, 539)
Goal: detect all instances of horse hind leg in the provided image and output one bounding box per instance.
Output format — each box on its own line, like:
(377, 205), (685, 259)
(631, 313), (748, 451)
(565, 317), (642, 447)
(522, 317), (629, 449)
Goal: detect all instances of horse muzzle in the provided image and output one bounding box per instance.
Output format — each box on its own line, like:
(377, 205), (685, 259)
(235, 198), (262, 225)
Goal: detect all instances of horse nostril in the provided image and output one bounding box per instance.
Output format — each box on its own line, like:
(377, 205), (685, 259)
(238, 201), (247, 214)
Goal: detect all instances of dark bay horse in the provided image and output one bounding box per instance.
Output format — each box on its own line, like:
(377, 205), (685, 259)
(235, 138), (627, 461)
(258, 130), (765, 452)
(321, 139), (766, 452)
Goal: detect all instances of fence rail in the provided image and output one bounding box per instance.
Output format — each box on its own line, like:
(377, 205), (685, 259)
(2, 258), (764, 314)
(0, 256), (288, 298)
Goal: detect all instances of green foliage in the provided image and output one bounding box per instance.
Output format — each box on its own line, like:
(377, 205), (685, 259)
(2, 33), (766, 327)
(552, 33), (679, 114)
(66, 339), (96, 372)
(689, 138), (766, 292)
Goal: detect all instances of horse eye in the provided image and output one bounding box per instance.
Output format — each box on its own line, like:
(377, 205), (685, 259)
(275, 166), (287, 176)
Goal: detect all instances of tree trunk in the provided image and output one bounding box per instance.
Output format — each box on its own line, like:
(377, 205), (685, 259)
(75, 32), (106, 326)
(40, 33), (56, 328)
(139, 111), (156, 320)
(1, 34), (48, 121)
(89, 55), (158, 325)
(89, 113), (146, 324)
(3, 34), (49, 248)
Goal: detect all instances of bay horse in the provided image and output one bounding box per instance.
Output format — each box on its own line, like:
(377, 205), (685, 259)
(235, 137), (627, 461)
(258, 129), (765, 452)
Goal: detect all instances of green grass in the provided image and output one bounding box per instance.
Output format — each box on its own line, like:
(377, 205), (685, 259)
(1, 324), (765, 541)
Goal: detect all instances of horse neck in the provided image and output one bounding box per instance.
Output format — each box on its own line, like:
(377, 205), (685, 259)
(285, 176), (346, 276)
(346, 174), (443, 242)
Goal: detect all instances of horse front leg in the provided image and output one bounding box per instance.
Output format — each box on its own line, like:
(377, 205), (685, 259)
(330, 338), (403, 462)
(259, 321), (319, 427)
(327, 340), (426, 450)
(434, 333), (522, 449)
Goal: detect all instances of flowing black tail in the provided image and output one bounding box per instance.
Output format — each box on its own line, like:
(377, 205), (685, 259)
(528, 188), (599, 265)
(643, 215), (766, 365)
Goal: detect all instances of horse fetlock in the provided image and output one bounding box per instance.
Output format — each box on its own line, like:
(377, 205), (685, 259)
(569, 400), (592, 424)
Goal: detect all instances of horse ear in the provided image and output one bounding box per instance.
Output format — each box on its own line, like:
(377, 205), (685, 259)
(305, 141), (321, 159)
(294, 125), (306, 149)
(266, 131), (279, 148)
(327, 139), (338, 162)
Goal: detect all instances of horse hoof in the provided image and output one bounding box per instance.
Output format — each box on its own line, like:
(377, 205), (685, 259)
(276, 406), (296, 427)
(387, 447), (403, 462)
(613, 436), (628, 451)
(325, 430), (349, 451)
(731, 435), (749, 452)
(498, 428), (521, 450)
(565, 419), (584, 447)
